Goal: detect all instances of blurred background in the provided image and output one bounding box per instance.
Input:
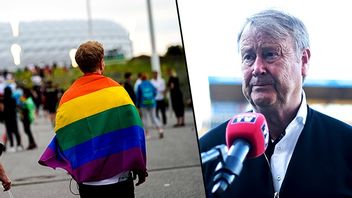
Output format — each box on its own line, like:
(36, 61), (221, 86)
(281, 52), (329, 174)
(0, 0), (191, 102)
(176, 0), (352, 136)
(0, 0), (205, 198)
(0, 1), (207, 197)
(0, 0), (181, 58)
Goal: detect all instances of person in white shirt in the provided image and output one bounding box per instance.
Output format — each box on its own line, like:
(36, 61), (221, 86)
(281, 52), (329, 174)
(150, 71), (167, 125)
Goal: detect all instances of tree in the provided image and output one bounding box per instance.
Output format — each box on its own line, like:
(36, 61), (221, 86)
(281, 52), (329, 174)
(164, 45), (184, 57)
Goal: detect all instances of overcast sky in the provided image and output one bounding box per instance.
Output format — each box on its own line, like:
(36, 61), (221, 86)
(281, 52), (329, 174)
(0, 0), (182, 56)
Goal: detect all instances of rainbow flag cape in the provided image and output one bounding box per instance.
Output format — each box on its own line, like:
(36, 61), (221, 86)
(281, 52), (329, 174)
(38, 74), (146, 183)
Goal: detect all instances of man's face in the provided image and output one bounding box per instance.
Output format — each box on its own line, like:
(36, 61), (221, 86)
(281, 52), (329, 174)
(239, 26), (305, 110)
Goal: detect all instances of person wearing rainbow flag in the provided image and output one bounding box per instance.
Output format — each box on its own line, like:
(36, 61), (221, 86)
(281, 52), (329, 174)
(38, 41), (147, 198)
(0, 143), (11, 191)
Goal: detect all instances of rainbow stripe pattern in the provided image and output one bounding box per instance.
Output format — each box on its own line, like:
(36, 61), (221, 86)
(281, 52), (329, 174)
(39, 74), (146, 183)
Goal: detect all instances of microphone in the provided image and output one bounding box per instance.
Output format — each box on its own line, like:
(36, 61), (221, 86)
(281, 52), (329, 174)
(201, 145), (227, 165)
(211, 112), (269, 195)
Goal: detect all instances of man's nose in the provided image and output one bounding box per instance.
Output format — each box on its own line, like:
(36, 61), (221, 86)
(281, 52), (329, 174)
(252, 57), (267, 77)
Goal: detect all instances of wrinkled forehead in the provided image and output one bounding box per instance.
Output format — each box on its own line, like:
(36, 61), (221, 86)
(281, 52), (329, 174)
(239, 24), (292, 51)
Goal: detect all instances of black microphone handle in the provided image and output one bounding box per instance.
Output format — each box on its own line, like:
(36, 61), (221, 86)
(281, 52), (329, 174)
(211, 139), (251, 195)
(201, 145), (227, 165)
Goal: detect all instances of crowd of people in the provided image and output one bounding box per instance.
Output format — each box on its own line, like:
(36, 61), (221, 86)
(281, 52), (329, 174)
(0, 56), (187, 155)
(0, 68), (62, 153)
(123, 68), (186, 139)
(0, 41), (187, 194)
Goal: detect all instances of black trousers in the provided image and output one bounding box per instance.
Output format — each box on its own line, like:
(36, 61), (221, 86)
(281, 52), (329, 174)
(156, 99), (167, 125)
(78, 178), (134, 198)
(22, 117), (36, 146)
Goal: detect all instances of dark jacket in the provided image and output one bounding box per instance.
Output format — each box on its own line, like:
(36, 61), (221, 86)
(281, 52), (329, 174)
(200, 106), (352, 198)
(123, 81), (136, 105)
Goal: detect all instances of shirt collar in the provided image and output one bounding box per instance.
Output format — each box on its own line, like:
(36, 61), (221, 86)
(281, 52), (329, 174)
(251, 90), (307, 124)
(251, 90), (308, 137)
(294, 90), (307, 125)
(284, 90), (307, 137)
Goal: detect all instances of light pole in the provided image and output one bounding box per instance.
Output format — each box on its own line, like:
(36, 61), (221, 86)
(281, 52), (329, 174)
(146, 0), (161, 74)
(86, 0), (93, 38)
(10, 20), (19, 37)
(10, 20), (21, 67)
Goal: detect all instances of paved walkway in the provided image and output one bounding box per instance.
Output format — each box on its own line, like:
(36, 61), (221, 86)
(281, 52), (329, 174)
(1, 109), (205, 198)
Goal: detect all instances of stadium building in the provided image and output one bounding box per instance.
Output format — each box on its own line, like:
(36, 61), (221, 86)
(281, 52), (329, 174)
(0, 19), (133, 70)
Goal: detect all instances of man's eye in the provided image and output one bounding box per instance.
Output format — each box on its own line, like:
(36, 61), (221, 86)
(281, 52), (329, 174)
(242, 54), (255, 65)
(263, 51), (279, 61)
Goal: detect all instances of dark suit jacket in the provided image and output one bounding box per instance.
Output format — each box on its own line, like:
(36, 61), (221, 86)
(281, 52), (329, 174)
(200, 106), (352, 198)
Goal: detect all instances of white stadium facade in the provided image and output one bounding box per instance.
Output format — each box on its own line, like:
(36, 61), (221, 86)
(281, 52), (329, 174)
(0, 19), (133, 70)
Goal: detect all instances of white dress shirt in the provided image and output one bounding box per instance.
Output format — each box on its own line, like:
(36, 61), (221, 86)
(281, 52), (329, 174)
(270, 92), (308, 192)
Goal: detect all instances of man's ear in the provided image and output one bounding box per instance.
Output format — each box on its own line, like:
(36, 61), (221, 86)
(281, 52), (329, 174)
(99, 59), (105, 71)
(301, 48), (310, 78)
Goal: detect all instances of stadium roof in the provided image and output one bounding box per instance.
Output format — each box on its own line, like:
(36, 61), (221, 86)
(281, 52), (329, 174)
(0, 19), (132, 70)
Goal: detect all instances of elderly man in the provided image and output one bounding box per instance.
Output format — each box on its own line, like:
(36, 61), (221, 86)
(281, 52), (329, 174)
(200, 9), (352, 198)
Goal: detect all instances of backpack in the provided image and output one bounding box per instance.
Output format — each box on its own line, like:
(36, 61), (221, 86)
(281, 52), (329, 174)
(139, 82), (156, 107)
